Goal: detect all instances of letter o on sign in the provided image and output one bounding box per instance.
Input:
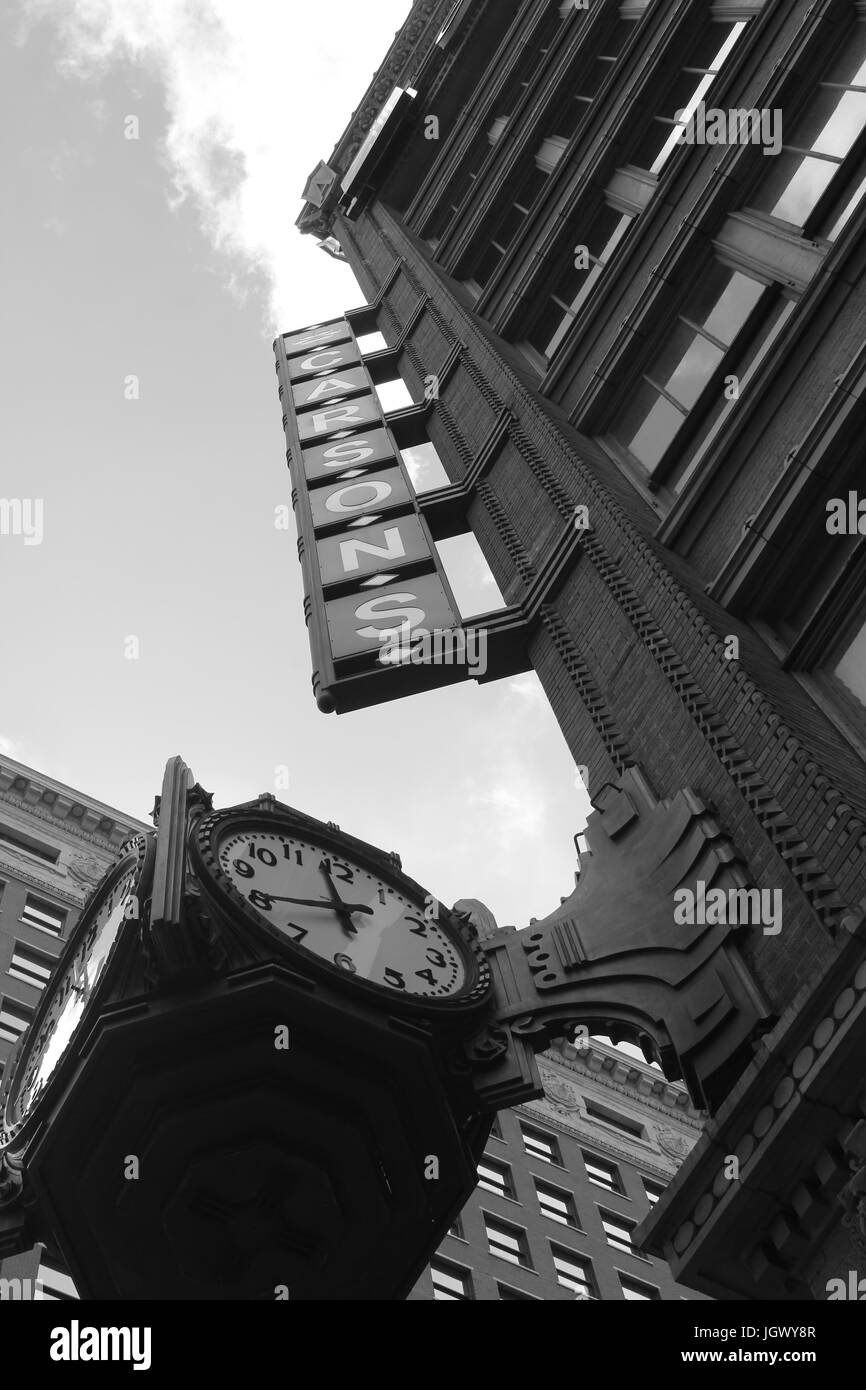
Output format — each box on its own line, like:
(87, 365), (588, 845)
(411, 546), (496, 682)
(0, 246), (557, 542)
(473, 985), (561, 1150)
(325, 480), (393, 514)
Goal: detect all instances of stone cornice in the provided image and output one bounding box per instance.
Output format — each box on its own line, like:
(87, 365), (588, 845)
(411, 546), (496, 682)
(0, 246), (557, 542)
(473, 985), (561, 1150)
(544, 1039), (704, 1128)
(514, 1095), (684, 1184)
(0, 853), (88, 908)
(0, 758), (149, 849)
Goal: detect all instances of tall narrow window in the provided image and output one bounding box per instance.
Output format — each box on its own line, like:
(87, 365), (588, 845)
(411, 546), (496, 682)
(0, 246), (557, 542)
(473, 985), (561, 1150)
(469, 163), (550, 290)
(630, 23), (748, 176)
(608, 261), (769, 477)
(749, 25), (866, 238)
(525, 206), (633, 363)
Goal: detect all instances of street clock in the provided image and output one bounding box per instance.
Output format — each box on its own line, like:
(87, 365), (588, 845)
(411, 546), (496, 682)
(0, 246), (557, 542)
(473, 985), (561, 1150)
(190, 806), (491, 1014)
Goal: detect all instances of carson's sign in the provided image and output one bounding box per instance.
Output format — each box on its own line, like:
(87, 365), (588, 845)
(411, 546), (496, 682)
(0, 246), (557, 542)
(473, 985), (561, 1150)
(274, 317), (475, 713)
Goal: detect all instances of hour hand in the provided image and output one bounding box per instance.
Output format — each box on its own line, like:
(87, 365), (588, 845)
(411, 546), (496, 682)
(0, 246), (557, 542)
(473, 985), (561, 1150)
(318, 859), (367, 935)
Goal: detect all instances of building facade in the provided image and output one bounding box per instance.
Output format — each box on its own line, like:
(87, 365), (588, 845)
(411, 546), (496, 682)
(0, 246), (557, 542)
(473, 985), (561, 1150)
(293, 0), (866, 1299)
(411, 1036), (705, 1301)
(0, 754), (149, 1297)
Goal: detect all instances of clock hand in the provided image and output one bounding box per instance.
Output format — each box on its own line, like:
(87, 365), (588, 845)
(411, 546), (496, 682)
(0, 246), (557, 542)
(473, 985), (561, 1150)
(318, 859), (366, 936)
(266, 892), (374, 915)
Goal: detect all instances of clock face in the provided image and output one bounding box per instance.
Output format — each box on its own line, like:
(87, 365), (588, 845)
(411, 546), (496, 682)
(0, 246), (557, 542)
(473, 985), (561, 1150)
(215, 828), (467, 999)
(3, 850), (143, 1139)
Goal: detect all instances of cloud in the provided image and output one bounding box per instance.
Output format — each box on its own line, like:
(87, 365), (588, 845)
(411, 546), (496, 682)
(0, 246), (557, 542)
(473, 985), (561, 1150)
(469, 778), (546, 841)
(17, 0), (411, 327)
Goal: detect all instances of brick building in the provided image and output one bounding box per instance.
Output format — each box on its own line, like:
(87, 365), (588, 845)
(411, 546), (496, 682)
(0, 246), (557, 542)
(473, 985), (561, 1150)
(411, 1036), (705, 1300)
(293, 0), (866, 1298)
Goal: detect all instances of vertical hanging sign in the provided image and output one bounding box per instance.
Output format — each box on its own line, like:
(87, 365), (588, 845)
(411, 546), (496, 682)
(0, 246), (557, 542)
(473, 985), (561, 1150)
(274, 317), (468, 714)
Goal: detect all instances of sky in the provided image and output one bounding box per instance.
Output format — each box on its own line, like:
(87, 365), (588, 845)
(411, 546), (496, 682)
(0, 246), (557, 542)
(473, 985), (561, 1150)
(0, 0), (590, 930)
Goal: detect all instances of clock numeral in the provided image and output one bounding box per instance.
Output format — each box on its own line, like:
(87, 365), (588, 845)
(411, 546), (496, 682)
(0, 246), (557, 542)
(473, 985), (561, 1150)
(415, 968), (437, 986)
(407, 918), (427, 937)
(233, 858), (254, 880)
(284, 922), (308, 944)
(383, 967), (406, 990)
(246, 842), (277, 867)
(283, 843), (304, 866)
(378, 887), (387, 905)
(321, 855), (355, 885)
(425, 948), (447, 969)
(249, 889), (275, 912)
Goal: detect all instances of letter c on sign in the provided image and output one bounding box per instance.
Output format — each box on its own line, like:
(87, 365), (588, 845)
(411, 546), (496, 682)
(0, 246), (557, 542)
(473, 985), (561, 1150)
(326, 480), (393, 513)
(298, 349), (342, 374)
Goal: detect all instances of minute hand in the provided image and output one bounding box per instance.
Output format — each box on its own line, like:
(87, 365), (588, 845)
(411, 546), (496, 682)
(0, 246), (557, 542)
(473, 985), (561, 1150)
(267, 893), (374, 915)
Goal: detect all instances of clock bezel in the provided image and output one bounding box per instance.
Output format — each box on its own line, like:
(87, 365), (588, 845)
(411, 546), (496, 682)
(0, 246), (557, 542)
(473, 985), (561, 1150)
(0, 834), (154, 1154)
(189, 804), (492, 1015)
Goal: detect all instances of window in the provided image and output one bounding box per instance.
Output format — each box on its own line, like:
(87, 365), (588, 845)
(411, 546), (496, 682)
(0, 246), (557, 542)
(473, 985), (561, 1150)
(582, 1152), (623, 1193)
(584, 1100), (645, 1138)
(630, 22), (749, 176)
(551, 1244), (597, 1298)
(423, 5), (564, 247)
(520, 1123), (562, 1166)
(21, 893), (67, 937)
(600, 1209), (641, 1255)
(549, 18), (635, 142)
(430, 1259), (474, 1300)
(468, 163), (550, 290)
(749, 24), (866, 239)
(535, 1180), (580, 1228)
(607, 261), (773, 480)
(485, 1215), (532, 1268)
(477, 1157), (516, 1199)
(0, 997), (32, 1045)
(498, 1282), (540, 1300)
(642, 1177), (666, 1206)
(447, 1215), (466, 1240)
(8, 942), (55, 992)
(0, 824), (60, 864)
(489, 1113), (504, 1141)
(620, 1274), (661, 1300)
(525, 205), (633, 362)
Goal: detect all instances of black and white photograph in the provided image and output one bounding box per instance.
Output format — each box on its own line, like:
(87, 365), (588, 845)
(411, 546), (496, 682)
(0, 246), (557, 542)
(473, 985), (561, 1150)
(1, 0), (865, 1359)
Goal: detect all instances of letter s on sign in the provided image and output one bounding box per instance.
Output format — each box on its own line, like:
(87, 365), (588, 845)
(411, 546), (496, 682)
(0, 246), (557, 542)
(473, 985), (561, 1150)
(355, 593), (426, 640)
